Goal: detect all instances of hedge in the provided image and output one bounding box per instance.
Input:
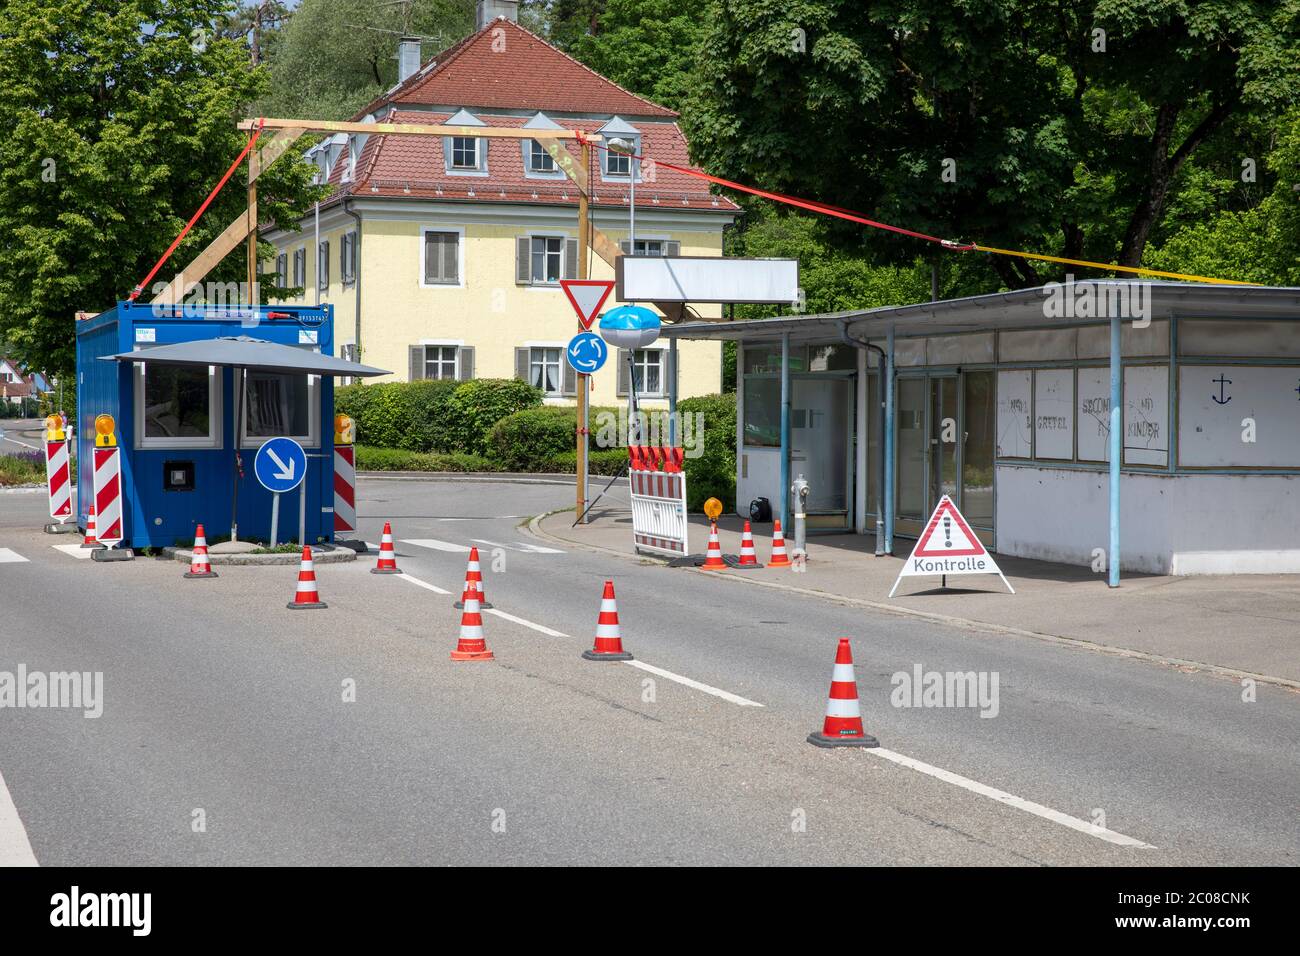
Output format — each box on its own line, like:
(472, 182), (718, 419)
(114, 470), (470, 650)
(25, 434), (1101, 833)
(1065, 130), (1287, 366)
(354, 445), (499, 472)
(487, 405), (618, 472)
(678, 393), (736, 512)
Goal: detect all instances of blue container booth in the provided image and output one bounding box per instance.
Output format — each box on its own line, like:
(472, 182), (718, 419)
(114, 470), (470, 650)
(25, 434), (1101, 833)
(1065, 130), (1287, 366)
(75, 301), (338, 550)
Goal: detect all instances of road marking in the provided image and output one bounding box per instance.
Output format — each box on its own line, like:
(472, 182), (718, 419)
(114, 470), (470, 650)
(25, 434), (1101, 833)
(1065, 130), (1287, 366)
(483, 607), (568, 637)
(866, 747), (1156, 848)
(622, 660), (764, 708)
(0, 548), (29, 563)
(402, 538), (470, 554)
(1, 433), (38, 450)
(52, 544), (92, 560)
(0, 769), (38, 867)
(395, 572), (452, 595)
(471, 538), (565, 554)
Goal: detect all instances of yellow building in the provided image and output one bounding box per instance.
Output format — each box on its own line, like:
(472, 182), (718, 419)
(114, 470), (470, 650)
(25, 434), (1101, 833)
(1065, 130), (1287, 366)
(263, 6), (736, 410)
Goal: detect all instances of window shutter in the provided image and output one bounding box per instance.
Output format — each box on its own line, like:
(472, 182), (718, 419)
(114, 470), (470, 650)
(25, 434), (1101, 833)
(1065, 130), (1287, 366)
(564, 238), (578, 280)
(616, 349), (629, 397)
(458, 347), (474, 381)
(562, 360), (576, 396)
(409, 345), (425, 381)
(424, 233), (437, 283)
(665, 241), (680, 257)
(444, 234), (458, 284)
(516, 237), (530, 284)
(514, 347), (529, 382)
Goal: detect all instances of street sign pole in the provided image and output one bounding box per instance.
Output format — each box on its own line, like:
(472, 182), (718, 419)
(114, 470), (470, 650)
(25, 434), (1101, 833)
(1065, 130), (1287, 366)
(576, 141), (590, 525)
(270, 491), (280, 548)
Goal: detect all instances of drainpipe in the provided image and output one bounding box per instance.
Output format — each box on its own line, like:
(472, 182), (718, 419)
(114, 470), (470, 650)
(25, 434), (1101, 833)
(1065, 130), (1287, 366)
(841, 322), (887, 556)
(884, 325), (896, 555)
(344, 198), (362, 361)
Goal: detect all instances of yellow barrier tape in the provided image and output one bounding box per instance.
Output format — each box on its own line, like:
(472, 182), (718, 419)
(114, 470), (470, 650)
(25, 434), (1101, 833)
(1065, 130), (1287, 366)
(972, 245), (1255, 287)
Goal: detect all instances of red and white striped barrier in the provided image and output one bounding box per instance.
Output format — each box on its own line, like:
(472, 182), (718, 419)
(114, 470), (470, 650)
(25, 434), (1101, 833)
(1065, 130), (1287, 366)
(627, 444), (689, 558)
(92, 446), (123, 549)
(333, 444), (356, 535)
(45, 434), (72, 522)
(807, 639), (879, 748)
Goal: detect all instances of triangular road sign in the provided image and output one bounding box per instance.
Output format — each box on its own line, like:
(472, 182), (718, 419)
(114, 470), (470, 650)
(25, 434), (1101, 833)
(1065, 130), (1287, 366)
(560, 279), (615, 331)
(889, 495), (1014, 597)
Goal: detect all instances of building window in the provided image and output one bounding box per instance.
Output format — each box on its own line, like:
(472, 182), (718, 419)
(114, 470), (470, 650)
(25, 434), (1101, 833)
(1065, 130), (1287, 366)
(631, 349), (663, 395)
(341, 232), (356, 286)
(531, 236), (563, 284)
(529, 347), (563, 395)
(292, 248), (306, 288)
(451, 137), (479, 170)
(423, 231), (459, 285)
(424, 345), (458, 380)
(606, 150), (631, 177)
(621, 239), (680, 258)
(135, 364), (221, 449)
(528, 139), (556, 173)
(276, 252), (288, 290)
(317, 240), (330, 291)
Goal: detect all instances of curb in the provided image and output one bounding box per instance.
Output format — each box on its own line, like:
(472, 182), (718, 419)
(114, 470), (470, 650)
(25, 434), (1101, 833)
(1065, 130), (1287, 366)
(526, 512), (1300, 693)
(160, 544), (358, 566)
(358, 471), (576, 486)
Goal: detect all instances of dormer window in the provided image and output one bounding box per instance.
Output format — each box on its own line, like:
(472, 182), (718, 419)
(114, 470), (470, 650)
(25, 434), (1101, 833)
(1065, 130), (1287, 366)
(443, 108), (488, 176)
(598, 116), (641, 180)
(451, 137), (479, 170)
(606, 150), (631, 177)
(522, 112), (566, 179)
(528, 140), (556, 173)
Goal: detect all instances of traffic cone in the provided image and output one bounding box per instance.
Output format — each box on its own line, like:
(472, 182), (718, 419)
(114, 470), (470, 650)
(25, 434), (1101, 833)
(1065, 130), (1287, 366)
(768, 519), (792, 567)
(184, 523), (218, 579)
(453, 546), (493, 609)
(700, 521), (726, 569)
(371, 521), (400, 574)
(807, 639), (879, 748)
(737, 520), (763, 568)
(286, 545), (327, 609)
(582, 580), (633, 661)
(450, 581), (494, 661)
(80, 502), (99, 549)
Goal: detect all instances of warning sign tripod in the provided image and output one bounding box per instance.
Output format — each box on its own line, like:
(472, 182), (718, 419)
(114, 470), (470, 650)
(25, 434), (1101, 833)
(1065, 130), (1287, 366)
(888, 495), (1013, 598)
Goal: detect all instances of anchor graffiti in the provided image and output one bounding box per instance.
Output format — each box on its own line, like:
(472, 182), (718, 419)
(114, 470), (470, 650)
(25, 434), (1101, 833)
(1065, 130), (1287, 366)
(1211, 374), (1232, 405)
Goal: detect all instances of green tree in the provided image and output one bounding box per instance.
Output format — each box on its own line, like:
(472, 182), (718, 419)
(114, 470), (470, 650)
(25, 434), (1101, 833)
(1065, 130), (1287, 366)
(0, 0), (326, 375)
(566, 0), (703, 112)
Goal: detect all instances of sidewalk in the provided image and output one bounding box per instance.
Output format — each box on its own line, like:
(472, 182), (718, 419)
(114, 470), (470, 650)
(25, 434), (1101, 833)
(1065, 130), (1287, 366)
(537, 504), (1300, 687)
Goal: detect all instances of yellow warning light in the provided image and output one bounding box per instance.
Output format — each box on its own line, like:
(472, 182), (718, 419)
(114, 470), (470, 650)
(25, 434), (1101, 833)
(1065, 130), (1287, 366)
(94, 414), (117, 448)
(334, 414), (355, 446)
(45, 415), (65, 442)
(703, 497), (723, 521)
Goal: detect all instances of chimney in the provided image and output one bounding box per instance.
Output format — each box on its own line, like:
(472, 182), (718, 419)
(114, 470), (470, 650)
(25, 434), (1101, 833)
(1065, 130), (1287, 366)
(397, 36), (421, 83)
(476, 1), (519, 30)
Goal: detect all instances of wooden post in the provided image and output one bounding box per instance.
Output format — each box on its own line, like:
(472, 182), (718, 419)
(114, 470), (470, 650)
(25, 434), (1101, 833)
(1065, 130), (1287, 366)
(576, 141), (590, 523)
(246, 131), (258, 306)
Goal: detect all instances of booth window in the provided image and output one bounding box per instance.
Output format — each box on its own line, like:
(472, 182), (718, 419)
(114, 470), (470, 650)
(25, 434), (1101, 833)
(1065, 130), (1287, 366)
(135, 364), (221, 449)
(242, 370), (318, 446)
(742, 377), (780, 448)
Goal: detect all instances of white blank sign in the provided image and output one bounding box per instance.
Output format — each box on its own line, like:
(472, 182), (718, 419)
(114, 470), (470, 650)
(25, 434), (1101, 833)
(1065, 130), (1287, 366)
(617, 256), (799, 304)
(1179, 365), (1300, 467)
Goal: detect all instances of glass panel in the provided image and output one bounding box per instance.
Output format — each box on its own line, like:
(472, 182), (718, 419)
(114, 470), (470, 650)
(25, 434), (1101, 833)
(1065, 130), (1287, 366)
(791, 378), (848, 513)
(930, 377), (958, 510)
(895, 377), (926, 519)
(742, 346), (783, 375)
(143, 366), (211, 439)
(866, 372), (881, 517)
(1178, 319), (1300, 358)
(742, 377), (780, 447)
(808, 344), (855, 371)
(1077, 319), (1168, 358)
(245, 372), (310, 438)
(998, 328), (1077, 362)
(927, 333), (995, 365)
(962, 371), (995, 528)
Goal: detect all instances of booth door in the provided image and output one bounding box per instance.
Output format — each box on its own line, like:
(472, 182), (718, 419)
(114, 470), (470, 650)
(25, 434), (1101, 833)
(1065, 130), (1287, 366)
(789, 377), (852, 530)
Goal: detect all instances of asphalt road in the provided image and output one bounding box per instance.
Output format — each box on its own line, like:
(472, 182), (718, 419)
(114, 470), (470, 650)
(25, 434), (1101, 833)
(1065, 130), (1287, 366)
(0, 418), (43, 457)
(0, 478), (1296, 865)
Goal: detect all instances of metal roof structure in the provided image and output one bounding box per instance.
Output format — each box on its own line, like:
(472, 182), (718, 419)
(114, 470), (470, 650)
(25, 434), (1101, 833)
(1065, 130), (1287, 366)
(100, 337), (390, 377)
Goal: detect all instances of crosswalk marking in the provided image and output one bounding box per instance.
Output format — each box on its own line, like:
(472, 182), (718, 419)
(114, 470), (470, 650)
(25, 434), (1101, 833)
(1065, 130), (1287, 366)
(401, 538), (471, 553)
(0, 548), (29, 564)
(52, 544), (93, 560)
(470, 538), (565, 555)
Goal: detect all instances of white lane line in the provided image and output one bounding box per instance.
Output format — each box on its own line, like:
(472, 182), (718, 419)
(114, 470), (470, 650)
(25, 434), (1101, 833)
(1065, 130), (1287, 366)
(402, 538), (470, 554)
(396, 572), (452, 595)
(52, 544), (92, 560)
(471, 538), (566, 554)
(482, 607), (568, 638)
(622, 660), (764, 708)
(866, 747), (1155, 848)
(0, 769), (38, 866)
(1, 434), (38, 450)
(0, 548), (29, 563)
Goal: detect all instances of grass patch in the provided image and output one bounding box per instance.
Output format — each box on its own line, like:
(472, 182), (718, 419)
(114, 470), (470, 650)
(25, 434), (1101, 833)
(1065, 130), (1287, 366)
(0, 451), (50, 486)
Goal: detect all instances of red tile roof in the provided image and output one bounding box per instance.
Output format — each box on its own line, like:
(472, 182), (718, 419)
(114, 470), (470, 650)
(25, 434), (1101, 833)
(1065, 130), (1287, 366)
(353, 19), (677, 121)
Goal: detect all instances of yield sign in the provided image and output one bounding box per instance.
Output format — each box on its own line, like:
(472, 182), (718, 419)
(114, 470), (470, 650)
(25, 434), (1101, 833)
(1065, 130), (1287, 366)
(888, 495), (1014, 597)
(560, 279), (615, 330)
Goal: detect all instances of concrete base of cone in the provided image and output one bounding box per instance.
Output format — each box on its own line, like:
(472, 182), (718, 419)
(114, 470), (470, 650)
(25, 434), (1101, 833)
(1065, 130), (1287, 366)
(43, 522), (76, 535)
(91, 548), (134, 562)
(807, 731), (880, 749)
(287, 600), (327, 610)
(184, 569), (218, 579)
(369, 566), (400, 575)
(453, 598), (493, 609)
(581, 649), (634, 662)
(450, 649), (494, 661)
(79, 541), (102, 550)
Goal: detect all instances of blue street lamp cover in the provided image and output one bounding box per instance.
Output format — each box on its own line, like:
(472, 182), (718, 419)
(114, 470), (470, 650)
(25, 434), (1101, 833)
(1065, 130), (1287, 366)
(598, 305), (661, 350)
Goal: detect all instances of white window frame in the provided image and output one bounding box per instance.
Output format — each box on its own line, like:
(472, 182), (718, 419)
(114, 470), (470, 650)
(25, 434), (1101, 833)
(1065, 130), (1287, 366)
(239, 359), (321, 449)
(419, 226), (465, 288)
(444, 136), (488, 176)
(524, 139), (564, 179)
(526, 343), (565, 396)
(528, 233), (565, 287)
(421, 343), (460, 380)
(133, 361), (223, 450)
(601, 137), (642, 182)
(632, 348), (665, 398)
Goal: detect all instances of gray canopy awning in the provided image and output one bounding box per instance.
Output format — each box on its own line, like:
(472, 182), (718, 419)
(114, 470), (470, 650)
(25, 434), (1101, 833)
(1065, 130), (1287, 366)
(99, 336), (389, 377)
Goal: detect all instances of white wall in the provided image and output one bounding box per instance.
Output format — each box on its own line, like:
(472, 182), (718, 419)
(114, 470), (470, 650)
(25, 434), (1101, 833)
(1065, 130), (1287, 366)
(996, 465), (1300, 574)
(737, 446), (782, 519)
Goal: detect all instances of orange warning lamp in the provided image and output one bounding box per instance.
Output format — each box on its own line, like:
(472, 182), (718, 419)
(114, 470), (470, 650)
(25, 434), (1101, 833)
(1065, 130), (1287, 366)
(94, 413), (117, 448)
(703, 497), (723, 521)
(334, 414), (354, 445)
(45, 415), (64, 442)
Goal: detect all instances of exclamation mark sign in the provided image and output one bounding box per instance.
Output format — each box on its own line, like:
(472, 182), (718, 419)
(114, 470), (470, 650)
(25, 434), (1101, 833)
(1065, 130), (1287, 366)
(943, 516), (953, 548)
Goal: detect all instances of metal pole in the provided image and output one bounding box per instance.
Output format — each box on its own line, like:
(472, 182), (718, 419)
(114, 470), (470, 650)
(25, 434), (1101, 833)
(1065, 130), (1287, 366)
(575, 142), (590, 524)
(314, 201), (320, 307)
(270, 492), (280, 548)
(298, 459), (307, 546)
(668, 337), (679, 446)
(779, 332), (791, 529)
(884, 326), (896, 554)
(1108, 314), (1121, 587)
(231, 368), (247, 542)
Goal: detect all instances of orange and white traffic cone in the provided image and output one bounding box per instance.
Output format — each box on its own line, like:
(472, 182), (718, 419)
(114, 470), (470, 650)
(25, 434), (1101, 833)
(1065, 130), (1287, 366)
(768, 519), (792, 568)
(582, 580), (633, 661)
(700, 521), (726, 569)
(807, 638), (879, 748)
(286, 545), (327, 609)
(737, 520), (763, 568)
(450, 581), (494, 661)
(184, 523), (218, 579)
(80, 502), (99, 549)
(453, 546), (493, 609)
(371, 521), (400, 574)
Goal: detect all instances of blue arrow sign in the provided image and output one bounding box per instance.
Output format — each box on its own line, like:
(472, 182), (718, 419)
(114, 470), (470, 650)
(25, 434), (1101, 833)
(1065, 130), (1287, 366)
(566, 331), (608, 374)
(254, 437), (307, 494)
